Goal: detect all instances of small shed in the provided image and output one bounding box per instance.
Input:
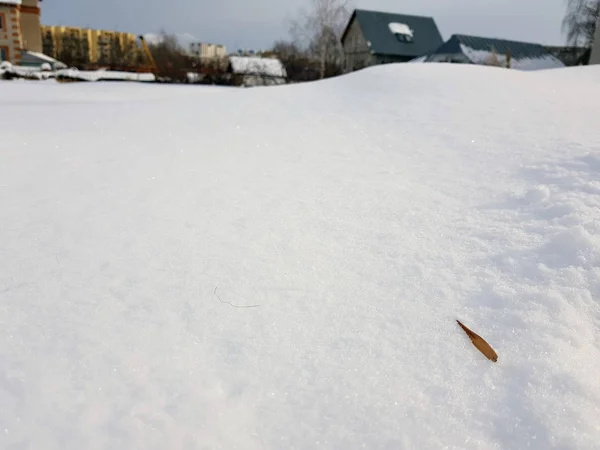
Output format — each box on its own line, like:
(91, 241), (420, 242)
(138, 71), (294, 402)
(421, 35), (565, 70)
(19, 50), (67, 70)
(227, 56), (287, 87)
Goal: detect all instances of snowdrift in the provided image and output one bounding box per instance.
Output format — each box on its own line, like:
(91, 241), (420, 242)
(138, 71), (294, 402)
(0, 63), (599, 449)
(55, 68), (156, 83)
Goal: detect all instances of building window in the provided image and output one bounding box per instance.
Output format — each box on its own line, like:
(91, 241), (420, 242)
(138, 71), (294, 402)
(0, 46), (8, 61)
(0, 13), (5, 30)
(395, 33), (414, 43)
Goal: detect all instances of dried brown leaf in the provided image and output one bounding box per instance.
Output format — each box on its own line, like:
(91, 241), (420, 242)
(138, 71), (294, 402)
(456, 320), (498, 362)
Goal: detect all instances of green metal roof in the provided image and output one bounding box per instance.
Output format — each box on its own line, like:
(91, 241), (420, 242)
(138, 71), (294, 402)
(423, 34), (565, 69)
(342, 9), (444, 58)
(450, 35), (559, 60)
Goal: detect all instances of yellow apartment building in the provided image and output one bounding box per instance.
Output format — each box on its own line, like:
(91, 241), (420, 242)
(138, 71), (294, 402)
(41, 26), (89, 65)
(41, 25), (143, 67)
(0, 0), (144, 69)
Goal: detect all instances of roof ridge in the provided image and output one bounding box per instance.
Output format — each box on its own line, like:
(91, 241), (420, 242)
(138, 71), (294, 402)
(354, 8), (435, 20)
(452, 33), (544, 47)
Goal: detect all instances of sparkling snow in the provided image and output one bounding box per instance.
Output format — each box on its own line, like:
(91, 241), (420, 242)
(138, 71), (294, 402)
(1, 63), (599, 449)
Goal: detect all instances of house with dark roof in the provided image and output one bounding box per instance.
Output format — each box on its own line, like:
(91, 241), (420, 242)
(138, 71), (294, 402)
(340, 9), (443, 72)
(420, 34), (565, 70)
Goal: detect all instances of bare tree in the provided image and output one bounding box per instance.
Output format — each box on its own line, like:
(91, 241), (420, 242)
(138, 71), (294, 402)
(271, 40), (317, 82)
(562, 0), (600, 47)
(147, 31), (194, 82)
(272, 40), (304, 61)
(290, 0), (352, 79)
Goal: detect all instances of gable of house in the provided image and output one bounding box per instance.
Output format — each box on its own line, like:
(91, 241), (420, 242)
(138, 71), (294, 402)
(426, 34), (565, 70)
(341, 9), (443, 59)
(341, 13), (374, 71)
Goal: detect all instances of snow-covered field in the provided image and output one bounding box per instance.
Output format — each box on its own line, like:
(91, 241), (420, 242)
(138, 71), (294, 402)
(1, 64), (599, 449)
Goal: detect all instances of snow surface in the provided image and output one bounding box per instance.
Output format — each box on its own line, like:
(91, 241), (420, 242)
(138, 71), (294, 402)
(1, 63), (600, 449)
(229, 56), (287, 78)
(460, 44), (565, 70)
(0, 63), (55, 80)
(0, 0), (21, 5)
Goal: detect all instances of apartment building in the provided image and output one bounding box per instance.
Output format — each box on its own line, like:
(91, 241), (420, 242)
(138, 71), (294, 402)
(42, 25), (142, 67)
(189, 42), (226, 59)
(42, 26), (90, 65)
(0, 0), (42, 64)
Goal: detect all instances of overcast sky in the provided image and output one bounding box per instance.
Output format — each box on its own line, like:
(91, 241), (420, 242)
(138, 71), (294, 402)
(42, 0), (569, 51)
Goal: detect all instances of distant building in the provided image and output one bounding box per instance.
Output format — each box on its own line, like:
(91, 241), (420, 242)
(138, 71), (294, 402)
(227, 56), (286, 87)
(590, 16), (600, 65)
(341, 9), (443, 72)
(41, 25), (143, 67)
(189, 42), (226, 59)
(0, 0), (42, 64)
(42, 26), (90, 66)
(234, 49), (260, 56)
(418, 35), (565, 70)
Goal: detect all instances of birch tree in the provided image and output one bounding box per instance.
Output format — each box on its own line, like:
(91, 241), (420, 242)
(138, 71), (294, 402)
(562, 0), (600, 47)
(290, 0), (352, 79)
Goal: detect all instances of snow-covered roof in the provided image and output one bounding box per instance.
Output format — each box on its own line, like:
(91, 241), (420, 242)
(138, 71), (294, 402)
(0, 0), (21, 5)
(228, 56), (287, 78)
(425, 34), (565, 71)
(24, 51), (56, 63)
(388, 22), (414, 37)
(460, 44), (564, 70)
(21, 50), (66, 66)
